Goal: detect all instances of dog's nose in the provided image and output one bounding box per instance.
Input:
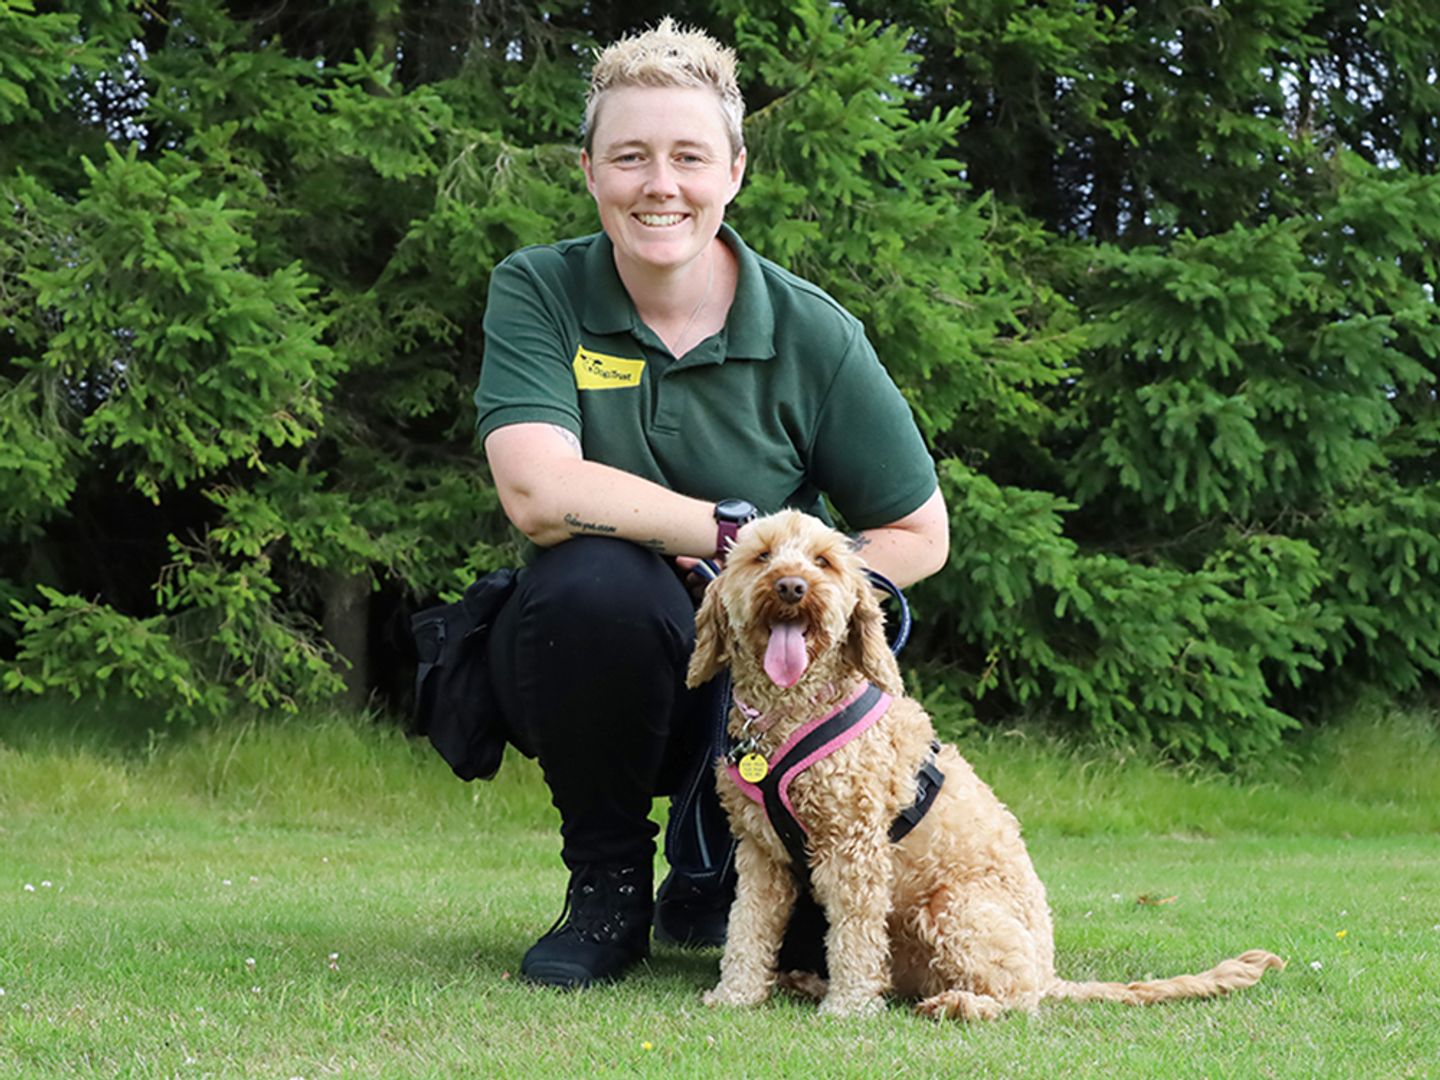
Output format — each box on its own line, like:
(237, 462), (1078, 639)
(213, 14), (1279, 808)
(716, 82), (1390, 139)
(775, 576), (808, 605)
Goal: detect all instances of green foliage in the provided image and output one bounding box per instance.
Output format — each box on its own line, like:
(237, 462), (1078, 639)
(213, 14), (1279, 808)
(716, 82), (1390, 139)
(0, 0), (81, 127)
(154, 537), (347, 714)
(4, 0), (1440, 759)
(1310, 478), (1440, 691)
(3, 585), (223, 717)
(2, 0), (511, 716)
(0, 370), (78, 532)
(1068, 181), (1438, 521)
(17, 145), (339, 499)
(919, 461), (1337, 759)
(724, 1), (1078, 443)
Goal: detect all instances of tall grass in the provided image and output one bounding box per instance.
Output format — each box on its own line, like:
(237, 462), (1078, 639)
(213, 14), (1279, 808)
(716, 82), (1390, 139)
(961, 699), (1440, 838)
(6, 693), (1435, 837)
(0, 697), (555, 831)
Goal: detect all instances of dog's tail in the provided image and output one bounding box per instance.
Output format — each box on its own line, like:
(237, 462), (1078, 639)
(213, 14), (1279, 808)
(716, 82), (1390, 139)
(1047, 949), (1284, 1006)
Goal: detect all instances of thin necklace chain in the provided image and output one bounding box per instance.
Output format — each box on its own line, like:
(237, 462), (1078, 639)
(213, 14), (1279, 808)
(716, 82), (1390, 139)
(671, 248), (715, 357)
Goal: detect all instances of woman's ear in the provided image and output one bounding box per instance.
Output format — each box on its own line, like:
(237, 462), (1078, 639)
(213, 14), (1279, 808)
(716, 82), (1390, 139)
(844, 579), (902, 695)
(580, 149), (597, 196)
(687, 583), (731, 687)
(725, 146), (747, 204)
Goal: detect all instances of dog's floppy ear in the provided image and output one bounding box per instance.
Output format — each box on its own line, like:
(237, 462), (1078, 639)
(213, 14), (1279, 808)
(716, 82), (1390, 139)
(687, 582), (731, 687)
(845, 578), (903, 695)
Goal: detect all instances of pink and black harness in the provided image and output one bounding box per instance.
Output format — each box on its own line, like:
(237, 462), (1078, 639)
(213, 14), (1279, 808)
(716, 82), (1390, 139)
(724, 681), (945, 891)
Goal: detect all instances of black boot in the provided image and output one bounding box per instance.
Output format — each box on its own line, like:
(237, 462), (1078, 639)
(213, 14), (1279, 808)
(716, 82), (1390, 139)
(653, 863), (735, 948)
(521, 863), (653, 988)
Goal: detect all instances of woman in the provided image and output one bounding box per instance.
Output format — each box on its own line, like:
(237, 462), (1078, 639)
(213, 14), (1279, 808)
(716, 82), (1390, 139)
(477, 19), (948, 988)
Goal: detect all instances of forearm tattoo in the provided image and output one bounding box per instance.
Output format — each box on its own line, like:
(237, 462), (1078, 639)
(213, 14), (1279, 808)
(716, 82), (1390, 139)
(848, 533), (872, 554)
(564, 513), (618, 537)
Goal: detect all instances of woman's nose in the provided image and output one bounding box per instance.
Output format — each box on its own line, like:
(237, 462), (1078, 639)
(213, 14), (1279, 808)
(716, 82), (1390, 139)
(642, 159), (679, 197)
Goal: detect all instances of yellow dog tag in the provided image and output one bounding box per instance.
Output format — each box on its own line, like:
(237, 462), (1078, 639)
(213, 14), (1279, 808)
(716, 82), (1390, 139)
(738, 753), (770, 783)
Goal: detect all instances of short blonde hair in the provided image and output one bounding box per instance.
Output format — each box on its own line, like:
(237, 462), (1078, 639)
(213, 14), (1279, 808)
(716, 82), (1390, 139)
(584, 17), (745, 160)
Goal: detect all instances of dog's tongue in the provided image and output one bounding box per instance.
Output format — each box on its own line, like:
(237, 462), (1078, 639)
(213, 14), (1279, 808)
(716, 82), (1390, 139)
(764, 621), (808, 687)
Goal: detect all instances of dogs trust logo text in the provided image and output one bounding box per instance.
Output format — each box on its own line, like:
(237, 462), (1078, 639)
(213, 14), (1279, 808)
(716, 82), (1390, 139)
(573, 346), (645, 390)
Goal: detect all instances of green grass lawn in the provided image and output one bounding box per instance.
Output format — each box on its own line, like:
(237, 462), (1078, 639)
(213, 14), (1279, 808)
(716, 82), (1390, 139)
(2, 699), (1438, 1078)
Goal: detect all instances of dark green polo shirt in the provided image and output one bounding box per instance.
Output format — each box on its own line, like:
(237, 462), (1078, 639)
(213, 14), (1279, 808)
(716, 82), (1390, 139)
(475, 225), (936, 530)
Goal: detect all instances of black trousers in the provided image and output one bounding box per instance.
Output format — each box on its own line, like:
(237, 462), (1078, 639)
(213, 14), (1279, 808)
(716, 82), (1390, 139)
(487, 537), (713, 870)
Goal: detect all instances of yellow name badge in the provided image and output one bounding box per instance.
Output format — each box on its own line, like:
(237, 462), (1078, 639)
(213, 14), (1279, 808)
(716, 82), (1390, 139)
(573, 345), (645, 390)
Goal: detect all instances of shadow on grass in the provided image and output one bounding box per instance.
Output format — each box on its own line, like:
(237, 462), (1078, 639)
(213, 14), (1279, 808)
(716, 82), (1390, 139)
(464, 930), (721, 991)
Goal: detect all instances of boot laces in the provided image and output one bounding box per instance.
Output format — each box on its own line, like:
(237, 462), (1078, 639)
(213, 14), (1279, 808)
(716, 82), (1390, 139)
(545, 865), (646, 945)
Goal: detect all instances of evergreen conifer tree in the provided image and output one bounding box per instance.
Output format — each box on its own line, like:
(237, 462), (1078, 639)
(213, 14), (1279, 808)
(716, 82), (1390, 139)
(4, 0), (1438, 758)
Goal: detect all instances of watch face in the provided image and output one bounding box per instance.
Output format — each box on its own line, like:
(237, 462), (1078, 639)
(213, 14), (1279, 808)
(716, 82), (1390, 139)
(715, 498), (757, 523)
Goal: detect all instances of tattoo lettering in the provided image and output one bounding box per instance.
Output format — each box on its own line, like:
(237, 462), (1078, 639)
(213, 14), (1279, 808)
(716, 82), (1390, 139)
(641, 538), (670, 553)
(564, 513), (617, 537)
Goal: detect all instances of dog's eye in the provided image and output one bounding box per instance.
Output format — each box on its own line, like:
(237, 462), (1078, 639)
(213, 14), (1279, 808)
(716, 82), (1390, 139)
(814, 554), (830, 568)
(756, 551), (771, 563)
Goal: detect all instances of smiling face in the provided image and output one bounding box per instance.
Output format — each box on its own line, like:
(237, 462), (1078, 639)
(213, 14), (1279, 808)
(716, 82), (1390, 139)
(581, 85), (746, 279)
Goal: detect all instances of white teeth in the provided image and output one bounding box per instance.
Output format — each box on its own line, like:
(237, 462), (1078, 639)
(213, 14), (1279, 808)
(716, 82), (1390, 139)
(636, 213), (684, 226)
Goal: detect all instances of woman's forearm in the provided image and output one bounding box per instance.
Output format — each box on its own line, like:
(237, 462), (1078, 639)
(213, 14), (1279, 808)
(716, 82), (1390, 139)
(486, 423), (719, 557)
(851, 487), (950, 588)
(518, 456), (718, 555)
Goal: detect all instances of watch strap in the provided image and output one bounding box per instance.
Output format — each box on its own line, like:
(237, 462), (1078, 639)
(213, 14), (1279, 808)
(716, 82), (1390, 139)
(716, 518), (743, 558)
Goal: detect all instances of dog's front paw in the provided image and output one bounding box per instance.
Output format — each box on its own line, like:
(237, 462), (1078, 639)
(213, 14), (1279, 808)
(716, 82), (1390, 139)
(702, 982), (771, 1008)
(818, 990), (885, 1018)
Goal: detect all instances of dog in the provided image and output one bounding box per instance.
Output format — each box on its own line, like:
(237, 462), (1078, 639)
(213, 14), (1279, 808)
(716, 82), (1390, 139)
(687, 509), (1284, 1019)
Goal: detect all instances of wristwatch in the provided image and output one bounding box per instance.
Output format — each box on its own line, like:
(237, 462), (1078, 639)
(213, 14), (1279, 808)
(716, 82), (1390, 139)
(713, 498), (758, 559)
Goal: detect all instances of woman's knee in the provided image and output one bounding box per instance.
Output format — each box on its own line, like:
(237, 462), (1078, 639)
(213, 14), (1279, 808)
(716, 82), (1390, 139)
(521, 537), (694, 631)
